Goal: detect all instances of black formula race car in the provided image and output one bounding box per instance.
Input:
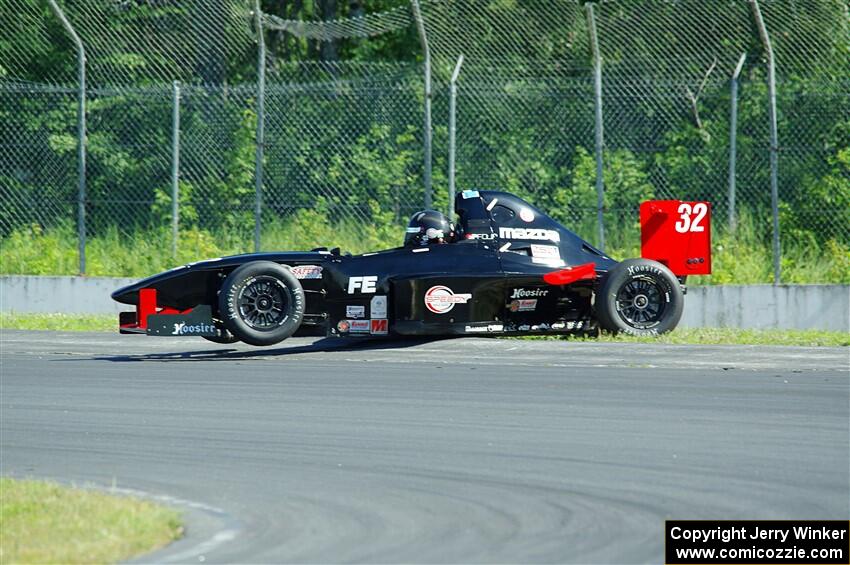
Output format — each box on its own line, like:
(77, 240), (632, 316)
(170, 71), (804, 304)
(112, 190), (711, 346)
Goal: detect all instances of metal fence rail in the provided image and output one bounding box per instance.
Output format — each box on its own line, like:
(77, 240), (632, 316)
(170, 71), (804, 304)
(1, 0), (847, 282)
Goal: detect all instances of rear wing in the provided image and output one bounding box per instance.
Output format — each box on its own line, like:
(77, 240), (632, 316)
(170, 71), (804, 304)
(640, 200), (711, 277)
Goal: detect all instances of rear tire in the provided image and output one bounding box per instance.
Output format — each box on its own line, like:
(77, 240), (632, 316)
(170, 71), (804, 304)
(596, 258), (683, 336)
(219, 261), (305, 346)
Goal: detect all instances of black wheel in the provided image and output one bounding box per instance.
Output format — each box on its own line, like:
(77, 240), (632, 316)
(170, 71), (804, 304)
(596, 258), (683, 336)
(219, 261), (305, 346)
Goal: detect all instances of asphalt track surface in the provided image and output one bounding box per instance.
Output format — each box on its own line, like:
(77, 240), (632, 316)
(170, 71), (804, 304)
(1, 330), (848, 564)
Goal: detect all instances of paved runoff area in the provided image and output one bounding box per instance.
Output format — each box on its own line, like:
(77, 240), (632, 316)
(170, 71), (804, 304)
(2, 330), (848, 563)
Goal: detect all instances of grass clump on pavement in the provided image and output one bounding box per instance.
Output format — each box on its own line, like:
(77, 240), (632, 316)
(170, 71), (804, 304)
(0, 478), (182, 564)
(590, 327), (850, 347)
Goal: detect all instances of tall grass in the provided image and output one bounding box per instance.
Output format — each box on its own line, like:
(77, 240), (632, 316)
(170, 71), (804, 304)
(1, 213), (847, 282)
(0, 478), (182, 564)
(601, 210), (849, 285)
(0, 214), (402, 278)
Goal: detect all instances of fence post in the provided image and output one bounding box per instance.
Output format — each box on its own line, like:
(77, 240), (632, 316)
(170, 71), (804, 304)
(411, 0), (433, 208)
(448, 55), (464, 218)
(750, 0), (781, 284)
(585, 3), (605, 251)
(254, 0), (266, 252)
(171, 81), (181, 258)
(727, 53), (746, 232)
(47, 0), (86, 275)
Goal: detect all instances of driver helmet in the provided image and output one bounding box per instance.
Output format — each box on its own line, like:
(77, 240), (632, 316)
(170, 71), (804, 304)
(404, 210), (455, 247)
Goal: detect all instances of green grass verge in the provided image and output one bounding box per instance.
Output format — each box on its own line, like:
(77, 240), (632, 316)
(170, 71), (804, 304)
(1, 312), (846, 346)
(0, 478), (182, 564)
(0, 312), (117, 332)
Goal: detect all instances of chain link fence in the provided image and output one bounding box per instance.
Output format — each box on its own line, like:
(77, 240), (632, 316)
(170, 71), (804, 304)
(1, 0), (847, 281)
(0, 81), (76, 233)
(261, 62), (427, 247)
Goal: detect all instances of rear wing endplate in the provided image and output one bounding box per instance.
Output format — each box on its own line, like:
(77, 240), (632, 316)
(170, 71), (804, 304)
(640, 200), (711, 277)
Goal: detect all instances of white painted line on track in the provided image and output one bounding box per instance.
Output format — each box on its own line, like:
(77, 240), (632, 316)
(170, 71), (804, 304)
(157, 529), (239, 564)
(106, 486), (241, 564)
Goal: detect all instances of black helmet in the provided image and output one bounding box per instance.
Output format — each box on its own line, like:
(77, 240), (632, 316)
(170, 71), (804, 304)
(404, 210), (455, 247)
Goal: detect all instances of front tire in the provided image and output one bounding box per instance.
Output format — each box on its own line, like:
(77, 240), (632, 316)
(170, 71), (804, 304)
(596, 259), (683, 336)
(219, 261), (305, 346)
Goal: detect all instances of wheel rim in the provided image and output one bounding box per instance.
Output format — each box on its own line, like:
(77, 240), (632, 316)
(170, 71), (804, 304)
(614, 276), (666, 328)
(237, 276), (290, 330)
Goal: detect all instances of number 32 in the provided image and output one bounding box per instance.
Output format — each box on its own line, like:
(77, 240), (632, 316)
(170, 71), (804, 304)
(674, 202), (707, 233)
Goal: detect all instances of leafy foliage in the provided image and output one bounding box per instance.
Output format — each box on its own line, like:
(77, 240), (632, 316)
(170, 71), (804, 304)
(0, 1), (847, 281)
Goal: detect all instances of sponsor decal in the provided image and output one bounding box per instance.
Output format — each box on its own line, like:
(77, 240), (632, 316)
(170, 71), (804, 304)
(509, 299), (538, 312)
(530, 244), (560, 259)
(348, 275), (378, 294)
(370, 319), (388, 335)
(519, 207), (535, 222)
(350, 319), (371, 333)
(531, 323), (551, 331)
(627, 264), (665, 277)
(552, 321), (566, 330)
(465, 324), (504, 333)
(145, 305), (221, 337)
(424, 285), (472, 314)
(466, 232), (496, 240)
(461, 190), (480, 199)
(291, 265), (323, 279)
(499, 227), (560, 242)
(370, 296), (388, 318)
(346, 305), (365, 318)
(511, 288), (549, 299)
(337, 320), (351, 333)
(171, 321), (216, 335)
(518, 324), (531, 331)
(532, 257), (566, 267)
(486, 198), (498, 211)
